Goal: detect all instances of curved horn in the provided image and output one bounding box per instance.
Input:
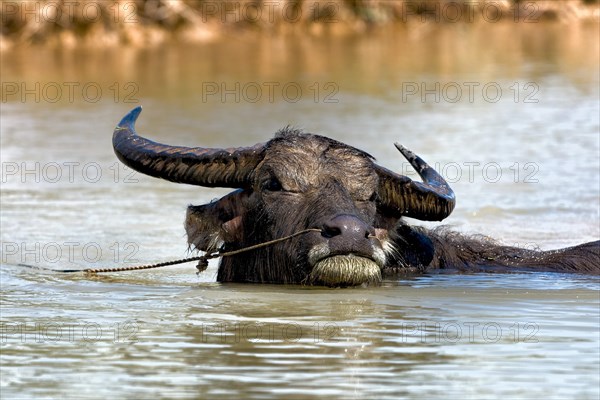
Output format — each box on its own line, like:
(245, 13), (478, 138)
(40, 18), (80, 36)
(376, 144), (455, 221)
(113, 107), (264, 188)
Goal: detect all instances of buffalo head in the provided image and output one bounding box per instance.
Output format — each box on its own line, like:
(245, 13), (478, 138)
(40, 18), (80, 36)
(113, 107), (455, 286)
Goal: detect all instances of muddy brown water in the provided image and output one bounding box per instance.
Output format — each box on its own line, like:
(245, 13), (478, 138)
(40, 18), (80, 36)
(1, 22), (599, 399)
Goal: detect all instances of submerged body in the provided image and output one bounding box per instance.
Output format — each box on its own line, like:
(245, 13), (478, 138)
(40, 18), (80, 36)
(113, 107), (599, 286)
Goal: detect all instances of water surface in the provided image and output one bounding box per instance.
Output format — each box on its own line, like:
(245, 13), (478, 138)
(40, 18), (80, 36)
(1, 22), (599, 399)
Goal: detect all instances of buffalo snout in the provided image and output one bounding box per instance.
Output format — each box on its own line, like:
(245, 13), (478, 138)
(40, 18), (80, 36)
(316, 214), (379, 263)
(321, 214), (373, 240)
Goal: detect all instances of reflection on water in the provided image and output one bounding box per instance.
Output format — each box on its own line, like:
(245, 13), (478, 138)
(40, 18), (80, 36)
(2, 268), (598, 399)
(1, 22), (599, 399)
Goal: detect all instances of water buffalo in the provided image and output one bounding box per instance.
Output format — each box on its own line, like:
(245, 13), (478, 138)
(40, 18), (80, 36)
(113, 107), (599, 286)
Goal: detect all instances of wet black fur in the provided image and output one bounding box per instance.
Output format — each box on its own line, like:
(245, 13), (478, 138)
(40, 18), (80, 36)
(388, 223), (599, 276)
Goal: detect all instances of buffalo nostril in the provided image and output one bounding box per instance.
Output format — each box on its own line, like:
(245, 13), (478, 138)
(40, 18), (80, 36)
(322, 215), (371, 241)
(322, 225), (342, 239)
(366, 227), (376, 239)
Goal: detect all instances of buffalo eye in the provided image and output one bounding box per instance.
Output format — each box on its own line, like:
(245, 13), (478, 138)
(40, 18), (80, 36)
(263, 177), (283, 192)
(369, 191), (378, 202)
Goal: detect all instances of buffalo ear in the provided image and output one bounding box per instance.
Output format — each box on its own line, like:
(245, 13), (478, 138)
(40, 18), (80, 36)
(185, 189), (250, 252)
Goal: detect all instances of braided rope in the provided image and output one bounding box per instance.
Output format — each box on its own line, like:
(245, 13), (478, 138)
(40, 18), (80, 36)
(22, 228), (322, 275)
(84, 256), (205, 274)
